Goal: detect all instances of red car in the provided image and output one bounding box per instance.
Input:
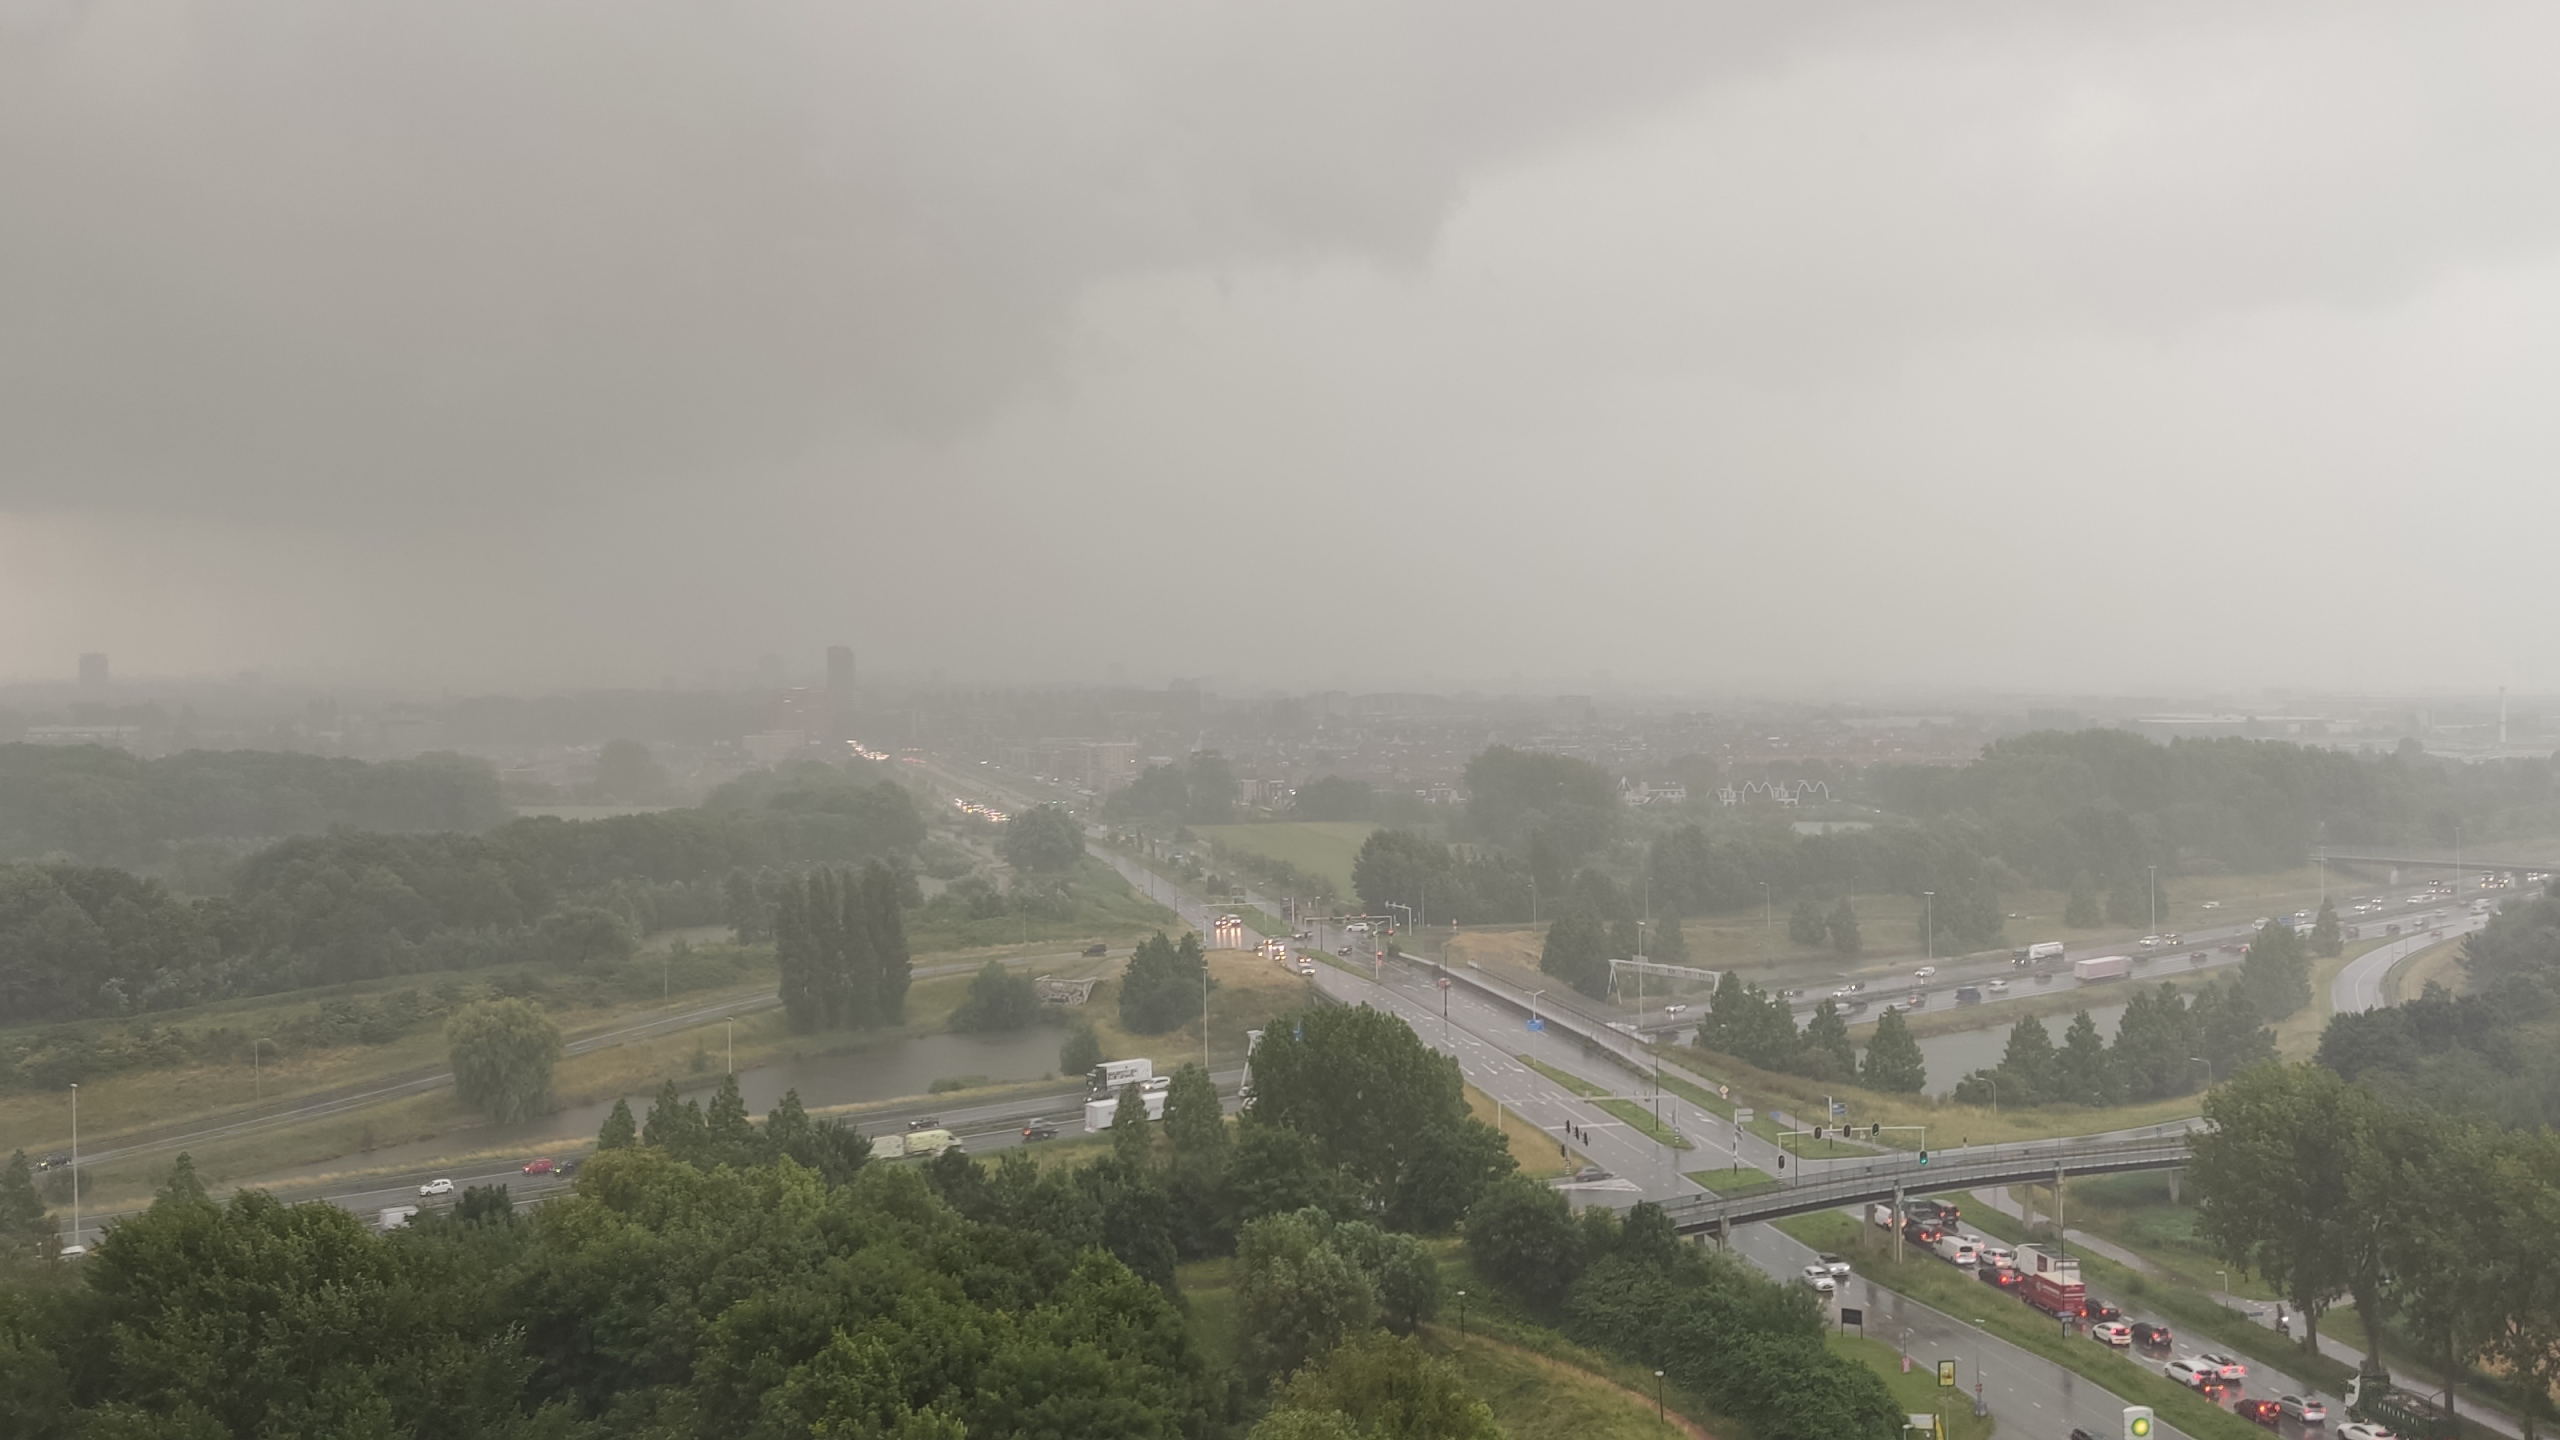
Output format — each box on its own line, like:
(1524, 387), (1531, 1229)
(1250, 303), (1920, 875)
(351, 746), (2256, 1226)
(2235, 1399), (2281, 1428)
(522, 1157), (556, 1175)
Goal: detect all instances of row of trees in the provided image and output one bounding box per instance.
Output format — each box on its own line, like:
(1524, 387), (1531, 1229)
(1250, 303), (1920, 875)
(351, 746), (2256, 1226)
(1118, 930), (1211, 1035)
(1464, 1179), (1905, 1439)
(2192, 1057), (2560, 1433)
(1685, 979), (1930, 1093)
(0, 741), (509, 865)
(0, 771), (928, 1023)
(1950, 981), (2275, 1109)
(772, 862), (912, 1032)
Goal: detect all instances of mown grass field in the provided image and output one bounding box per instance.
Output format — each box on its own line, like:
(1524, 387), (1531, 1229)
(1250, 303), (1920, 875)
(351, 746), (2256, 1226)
(1188, 822), (1377, 900)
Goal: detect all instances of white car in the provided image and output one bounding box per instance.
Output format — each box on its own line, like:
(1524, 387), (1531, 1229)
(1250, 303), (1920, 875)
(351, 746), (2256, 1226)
(2196, 1351), (2248, 1380)
(2278, 1395), (2327, 1424)
(2200, 900), (2222, 909)
(1799, 1265), (1836, 1295)
(419, 1177), (456, 1197)
(1663, 1003), (1687, 1015)
(2165, 1358), (2220, 1389)
(1817, 1252), (1852, 1277)
(1987, 978), (2009, 993)
(2091, 1321), (2132, 1347)
(1914, 966), (1938, 979)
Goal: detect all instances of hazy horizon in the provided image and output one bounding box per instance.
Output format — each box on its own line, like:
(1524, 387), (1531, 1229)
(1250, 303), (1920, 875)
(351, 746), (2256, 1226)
(9, 3), (2560, 695)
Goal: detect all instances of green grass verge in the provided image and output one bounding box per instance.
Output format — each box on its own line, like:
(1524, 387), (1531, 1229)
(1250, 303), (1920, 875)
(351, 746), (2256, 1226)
(1948, 1191), (2357, 1395)
(1187, 821), (1376, 900)
(1518, 1056), (1691, 1150)
(1776, 1210), (2274, 1440)
(1833, 1332), (1992, 1440)
(1685, 1165), (1781, 1197)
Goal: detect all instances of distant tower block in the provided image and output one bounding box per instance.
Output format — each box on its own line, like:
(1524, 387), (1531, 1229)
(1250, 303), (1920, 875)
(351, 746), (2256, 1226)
(827, 645), (856, 695)
(78, 653), (108, 686)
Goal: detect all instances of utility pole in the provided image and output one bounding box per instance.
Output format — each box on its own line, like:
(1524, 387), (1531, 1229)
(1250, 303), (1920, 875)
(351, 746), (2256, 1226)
(726, 1018), (735, 1076)
(69, 1083), (78, 1253)
(1924, 891), (1936, 963)
(2148, 865), (2158, 934)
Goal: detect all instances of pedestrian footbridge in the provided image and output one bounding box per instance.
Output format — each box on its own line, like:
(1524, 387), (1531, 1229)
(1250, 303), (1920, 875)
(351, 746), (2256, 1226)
(1662, 1133), (2194, 1236)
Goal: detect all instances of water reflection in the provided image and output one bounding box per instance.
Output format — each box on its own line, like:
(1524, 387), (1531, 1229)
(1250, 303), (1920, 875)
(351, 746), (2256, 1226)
(354, 1027), (1067, 1170)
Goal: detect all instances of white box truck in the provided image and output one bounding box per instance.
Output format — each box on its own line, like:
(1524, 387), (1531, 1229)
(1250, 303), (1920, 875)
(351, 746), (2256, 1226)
(876, 1129), (960, 1161)
(2073, 955), (2132, 983)
(1087, 1058), (1155, 1096)
(1084, 1090), (1167, 1132)
(2015, 941), (2066, 966)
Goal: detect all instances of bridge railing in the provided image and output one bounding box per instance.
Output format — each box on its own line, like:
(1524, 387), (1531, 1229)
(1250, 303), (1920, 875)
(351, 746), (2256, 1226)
(1660, 1135), (2191, 1230)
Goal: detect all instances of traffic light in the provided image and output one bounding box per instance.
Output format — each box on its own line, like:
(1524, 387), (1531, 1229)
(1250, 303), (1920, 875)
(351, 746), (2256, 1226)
(2123, 1405), (2154, 1439)
(1870, 1123), (1881, 1139)
(1918, 1149), (1930, 1166)
(1814, 1125), (1825, 1141)
(1777, 1154), (1787, 1170)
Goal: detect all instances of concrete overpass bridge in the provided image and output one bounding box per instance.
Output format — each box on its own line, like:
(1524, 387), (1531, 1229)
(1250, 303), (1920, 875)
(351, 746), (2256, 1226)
(2324, 850), (2549, 878)
(1657, 1132), (2194, 1239)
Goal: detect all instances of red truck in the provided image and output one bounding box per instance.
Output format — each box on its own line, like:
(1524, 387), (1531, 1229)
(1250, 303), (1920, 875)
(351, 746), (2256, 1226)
(2021, 1245), (2085, 1318)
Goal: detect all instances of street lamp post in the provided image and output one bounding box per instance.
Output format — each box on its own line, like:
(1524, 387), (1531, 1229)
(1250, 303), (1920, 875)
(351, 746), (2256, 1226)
(1759, 881), (1771, 957)
(2149, 865), (2158, 935)
(1983, 1072), (1998, 1116)
(1972, 1319), (1988, 1417)
(1924, 891), (1936, 963)
(1458, 1289), (1468, 1337)
(726, 1018), (735, 1076)
(1655, 1369), (1665, 1424)
(2191, 1056), (2213, 1088)
(69, 1083), (78, 1253)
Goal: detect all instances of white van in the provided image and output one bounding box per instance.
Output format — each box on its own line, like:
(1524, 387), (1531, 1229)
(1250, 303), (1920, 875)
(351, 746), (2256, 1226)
(1978, 1243), (2015, 1271)
(1932, 1233), (1980, 1267)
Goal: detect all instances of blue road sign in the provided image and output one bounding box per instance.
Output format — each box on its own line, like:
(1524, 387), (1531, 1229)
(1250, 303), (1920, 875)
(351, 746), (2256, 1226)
(1527, 1017), (1545, 1033)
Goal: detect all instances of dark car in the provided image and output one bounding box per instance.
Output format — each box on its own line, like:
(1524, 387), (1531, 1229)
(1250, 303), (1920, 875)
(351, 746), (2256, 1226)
(2130, 1321), (2173, 1348)
(1022, 1119), (1060, 1141)
(2236, 1398), (2282, 1428)
(2084, 1300), (2124, 1324)
(36, 1152), (68, 1171)
(1083, 943), (1109, 957)
(1568, 1165), (1612, 1183)
(1978, 1264), (2022, 1290)
(558, 1158), (582, 1177)
(907, 1116), (942, 1132)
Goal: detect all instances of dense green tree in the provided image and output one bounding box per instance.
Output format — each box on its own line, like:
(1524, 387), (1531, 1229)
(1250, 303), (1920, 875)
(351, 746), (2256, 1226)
(2190, 980), (2277, 1084)
(532, 905), (635, 967)
(1228, 1118), (1359, 1225)
(950, 958), (1041, 1032)
(641, 1077), (707, 1154)
(1653, 912), (1690, 964)
(2190, 1061), (2378, 1352)
(1256, 1332), (1500, 1440)
(722, 868), (770, 943)
(1331, 1222), (1441, 1335)
(1164, 1063), (1226, 1160)
(1119, 930), (1209, 1034)
(1462, 1173), (1585, 1312)
(588, 738), (671, 804)
(1998, 1014), (2058, 1104)
(2309, 897), (2344, 957)
(1112, 1082), (1155, 1173)
(1860, 1007), (1926, 1093)
(2241, 920), (2313, 1021)
(1235, 1209), (1379, 1388)
(445, 997), (562, 1122)
(1462, 746), (1619, 860)
(1827, 897), (1862, 956)
(596, 1097), (638, 1151)
(761, 1088), (871, 1184)
(2054, 1010), (2115, 1106)
(2110, 983), (2202, 1100)
(1249, 1005), (1513, 1229)
(0, 1151), (51, 1260)
(1539, 906), (1609, 998)
(1000, 803), (1086, 872)
(1797, 1000), (1857, 1083)
(1060, 1023), (1103, 1079)
(1787, 896), (1826, 947)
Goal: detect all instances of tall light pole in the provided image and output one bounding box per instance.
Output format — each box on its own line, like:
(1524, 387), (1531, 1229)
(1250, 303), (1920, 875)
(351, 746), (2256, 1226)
(1759, 881), (1772, 957)
(1983, 1072), (1998, 1116)
(2191, 1055), (2213, 1088)
(726, 1018), (735, 1075)
(1655, 1369), (1666, 1424)
(68, 1083), (78, 1252)
(2148, 865), (2158, 934)
(1924, 891), (1936, 963)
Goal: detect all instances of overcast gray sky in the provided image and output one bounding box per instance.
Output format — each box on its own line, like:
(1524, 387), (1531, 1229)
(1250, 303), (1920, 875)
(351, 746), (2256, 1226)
(5, 2), (2558, 694)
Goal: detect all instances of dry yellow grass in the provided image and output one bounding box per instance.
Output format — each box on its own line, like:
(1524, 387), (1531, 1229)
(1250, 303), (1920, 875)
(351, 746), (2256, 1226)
(1469, 1081), (1572, 1178)
(2386, 935), (2469, 1004)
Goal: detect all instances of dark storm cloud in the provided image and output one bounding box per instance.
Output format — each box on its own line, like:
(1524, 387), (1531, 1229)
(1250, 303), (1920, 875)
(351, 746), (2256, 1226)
(0, 1), (1800, 524)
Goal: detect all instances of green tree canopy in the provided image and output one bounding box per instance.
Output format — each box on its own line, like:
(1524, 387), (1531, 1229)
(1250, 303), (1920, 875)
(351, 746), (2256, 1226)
(1119, 930), (1209, 1034)
(1000, 804), (1086, 872)
(1539, 906), (1609, 998)
(1860, 1007), (1926, 1094)
(445, 997), (562, 1122)
(950, 959), (1041, 1032)
(1248, 1005), (1513, 1229)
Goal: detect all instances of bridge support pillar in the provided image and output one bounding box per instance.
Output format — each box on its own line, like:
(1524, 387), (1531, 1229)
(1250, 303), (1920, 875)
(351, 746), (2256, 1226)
(1717, 1215), (1730, 1251)
(2054, 1167), (2067, 1252)
(2167, 1168), (2180, 1205)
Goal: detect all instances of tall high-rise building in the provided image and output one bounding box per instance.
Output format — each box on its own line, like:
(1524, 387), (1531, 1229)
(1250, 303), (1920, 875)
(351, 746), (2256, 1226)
(826, 646), (856, 695)
(78, 653), (109, 687)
